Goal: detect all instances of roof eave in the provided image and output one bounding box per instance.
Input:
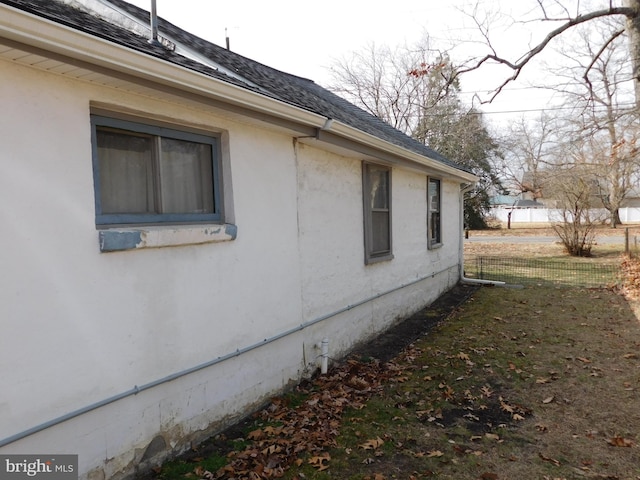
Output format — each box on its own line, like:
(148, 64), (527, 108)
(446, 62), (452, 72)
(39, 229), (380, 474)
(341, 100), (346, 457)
(0, 3), (476, 183)
(325, 122), (478, 182)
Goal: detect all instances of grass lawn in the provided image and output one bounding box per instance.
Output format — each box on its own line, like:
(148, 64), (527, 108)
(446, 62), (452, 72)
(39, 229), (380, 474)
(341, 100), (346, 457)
(144, 231), (640, 480)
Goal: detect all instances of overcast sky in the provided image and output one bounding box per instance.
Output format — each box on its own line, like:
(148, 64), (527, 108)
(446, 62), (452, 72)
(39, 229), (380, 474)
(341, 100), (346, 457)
(122, 0), (623, 126)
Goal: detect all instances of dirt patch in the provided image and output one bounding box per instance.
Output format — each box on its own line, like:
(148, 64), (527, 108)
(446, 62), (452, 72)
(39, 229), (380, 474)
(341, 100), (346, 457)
(351, 283), (478, 363)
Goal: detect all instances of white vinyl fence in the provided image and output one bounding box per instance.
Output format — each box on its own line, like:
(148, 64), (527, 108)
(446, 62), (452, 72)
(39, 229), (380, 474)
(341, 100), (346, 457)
(489, 207), (640, 224)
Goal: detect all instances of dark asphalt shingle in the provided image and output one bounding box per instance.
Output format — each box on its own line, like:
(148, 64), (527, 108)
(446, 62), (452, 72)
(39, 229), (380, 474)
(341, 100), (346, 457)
(2, 0), (468, 172)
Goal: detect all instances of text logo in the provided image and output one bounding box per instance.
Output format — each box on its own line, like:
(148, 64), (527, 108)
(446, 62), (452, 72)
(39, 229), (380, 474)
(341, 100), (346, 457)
(1, 455), (77, 480)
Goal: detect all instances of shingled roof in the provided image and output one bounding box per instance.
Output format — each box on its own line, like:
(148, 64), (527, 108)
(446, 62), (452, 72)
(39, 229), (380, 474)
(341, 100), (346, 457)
(2, 0), (469, 173)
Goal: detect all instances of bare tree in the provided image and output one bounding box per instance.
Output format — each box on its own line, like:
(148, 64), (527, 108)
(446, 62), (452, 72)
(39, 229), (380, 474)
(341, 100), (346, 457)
(546, 164), (602, 256)
(329, 44), (503, 228)
(499, 113), (560, 200)
(328, 39), (451, 135)
(551, 23), (640, 226)
(454, 0), (640, 109)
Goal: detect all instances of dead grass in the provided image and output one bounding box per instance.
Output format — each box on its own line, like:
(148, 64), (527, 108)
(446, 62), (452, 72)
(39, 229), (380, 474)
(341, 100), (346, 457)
(471, 223), (640, 237)
(281, 286), (640, 480)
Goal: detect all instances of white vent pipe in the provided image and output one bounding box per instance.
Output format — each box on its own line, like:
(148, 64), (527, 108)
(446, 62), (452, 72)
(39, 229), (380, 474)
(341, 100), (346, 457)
(320, 338), (329, 374)
(148, 0), (160, 46)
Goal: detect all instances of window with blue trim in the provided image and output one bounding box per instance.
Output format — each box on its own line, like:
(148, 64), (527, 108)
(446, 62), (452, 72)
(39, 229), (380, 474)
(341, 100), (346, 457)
(428, 177), (441, 248)
(91, 115), (222, 226)
(363, 162), (393, 264)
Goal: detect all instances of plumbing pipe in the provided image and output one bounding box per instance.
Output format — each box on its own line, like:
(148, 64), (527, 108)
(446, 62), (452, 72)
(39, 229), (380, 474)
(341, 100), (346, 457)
(459, 183), (506, 287)
(1, 264), (457, 448)
(461, 276), (506, 286)
(320, 338), (329, 374)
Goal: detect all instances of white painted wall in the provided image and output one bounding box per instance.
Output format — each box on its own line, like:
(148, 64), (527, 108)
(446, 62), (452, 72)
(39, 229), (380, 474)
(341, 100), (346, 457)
(0, 59), (463, 479)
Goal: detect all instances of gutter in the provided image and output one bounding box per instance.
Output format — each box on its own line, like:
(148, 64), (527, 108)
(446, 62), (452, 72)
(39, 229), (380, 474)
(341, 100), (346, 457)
(322, 124), (477, 182)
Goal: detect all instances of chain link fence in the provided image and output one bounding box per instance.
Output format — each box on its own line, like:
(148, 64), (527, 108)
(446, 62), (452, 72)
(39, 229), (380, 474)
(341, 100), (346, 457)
(464, 256), (621, 288)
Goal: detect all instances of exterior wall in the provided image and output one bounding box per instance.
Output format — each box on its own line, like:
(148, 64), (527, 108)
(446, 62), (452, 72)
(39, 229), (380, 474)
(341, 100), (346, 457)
(0, 59), (463, 479)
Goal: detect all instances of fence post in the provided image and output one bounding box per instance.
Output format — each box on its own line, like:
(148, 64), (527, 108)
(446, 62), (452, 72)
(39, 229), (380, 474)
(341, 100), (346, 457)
(625, 228), (629, 255)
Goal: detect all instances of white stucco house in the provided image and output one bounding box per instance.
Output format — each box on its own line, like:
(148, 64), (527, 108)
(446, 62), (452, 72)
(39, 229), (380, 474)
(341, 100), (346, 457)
(0, 1), (477, 478)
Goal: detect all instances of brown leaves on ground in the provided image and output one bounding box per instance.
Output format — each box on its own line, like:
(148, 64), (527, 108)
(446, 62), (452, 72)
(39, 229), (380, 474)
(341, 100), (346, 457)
(620, 255), (640, 299)
(208, 356), (411, 478)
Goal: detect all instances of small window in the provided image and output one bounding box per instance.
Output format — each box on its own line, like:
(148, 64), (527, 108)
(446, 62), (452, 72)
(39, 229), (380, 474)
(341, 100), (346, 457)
(363, 162), (393, 264)
(428, 178), (441, 248)
(91, 115), (221, 226)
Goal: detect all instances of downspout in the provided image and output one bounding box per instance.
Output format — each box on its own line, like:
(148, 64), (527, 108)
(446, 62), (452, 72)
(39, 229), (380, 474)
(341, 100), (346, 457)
(459, 183), (506, 286)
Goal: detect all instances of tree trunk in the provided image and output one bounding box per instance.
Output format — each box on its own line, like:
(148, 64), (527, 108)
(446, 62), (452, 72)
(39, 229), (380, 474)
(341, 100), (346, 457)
(611, 208), (622, 228)
(628, 0), (640, 110)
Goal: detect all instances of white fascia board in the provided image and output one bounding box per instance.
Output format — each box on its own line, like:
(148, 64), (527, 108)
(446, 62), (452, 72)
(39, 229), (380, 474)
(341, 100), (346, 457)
(0, 4), (477, 183)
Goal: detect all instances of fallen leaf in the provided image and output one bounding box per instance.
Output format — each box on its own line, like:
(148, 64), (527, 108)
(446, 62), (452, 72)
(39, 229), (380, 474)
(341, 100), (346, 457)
(194, 466), (214, 479)
(606, 436), (634, 447)
(542, 396), (555, 404)
(247, 429), (263, 440)
(499, 399), (514, 413)
(480, 473), (498, 480)
(485, 433), (500, 441)
(577, 357), (591, 363)
(360, 437), (384, 450)
(480, 385), (493, 397)
(512, 413), (525, 421)
(427, 450), (444, 457)
(538, 452), (560, 465)
(308, 453), (331, 471)
(623, 353), (638, 359)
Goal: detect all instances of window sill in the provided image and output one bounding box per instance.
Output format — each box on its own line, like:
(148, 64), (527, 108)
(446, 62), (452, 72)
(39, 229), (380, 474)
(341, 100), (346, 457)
(365, 253), (394, 265)
(98, 224), (237, 252)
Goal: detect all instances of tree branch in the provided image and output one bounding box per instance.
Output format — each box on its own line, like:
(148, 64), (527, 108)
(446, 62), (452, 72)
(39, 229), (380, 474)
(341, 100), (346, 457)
(456, 6), (637, 103)
(582, 28), (626, 97)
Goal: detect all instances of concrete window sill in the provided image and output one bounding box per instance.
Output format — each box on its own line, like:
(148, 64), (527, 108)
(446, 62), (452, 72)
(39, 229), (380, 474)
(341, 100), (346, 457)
(98, 224), (237, 252)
